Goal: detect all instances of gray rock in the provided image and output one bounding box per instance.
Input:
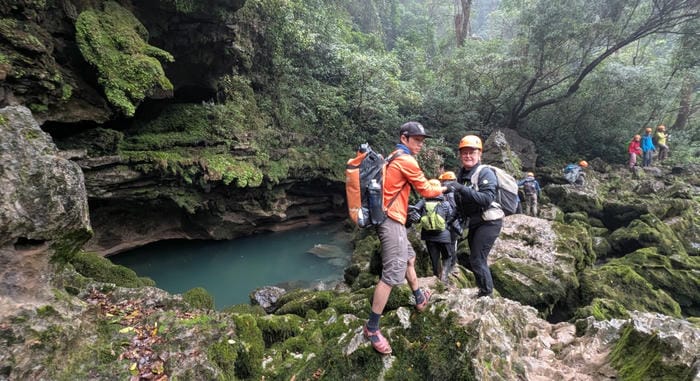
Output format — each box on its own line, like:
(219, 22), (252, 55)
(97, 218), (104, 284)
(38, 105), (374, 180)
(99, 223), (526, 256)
(251, 286), (286, 313)
(0, 106), (91, 315)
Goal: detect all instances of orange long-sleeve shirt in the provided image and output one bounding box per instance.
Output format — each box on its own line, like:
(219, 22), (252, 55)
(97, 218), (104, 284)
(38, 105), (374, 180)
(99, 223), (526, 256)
(383, 150), (443, 224)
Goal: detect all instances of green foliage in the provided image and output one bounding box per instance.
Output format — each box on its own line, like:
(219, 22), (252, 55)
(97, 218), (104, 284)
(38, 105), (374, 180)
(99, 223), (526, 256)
(75, 2), (174, 116)
(70, 251), (155, 288)
(183, 287), (215, 310)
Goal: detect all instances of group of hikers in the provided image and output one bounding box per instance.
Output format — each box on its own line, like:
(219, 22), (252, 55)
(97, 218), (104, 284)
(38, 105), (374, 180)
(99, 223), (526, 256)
(362, 121), (507, 355)
(360, 120), (664, 355)
(627, 125), (670, 169)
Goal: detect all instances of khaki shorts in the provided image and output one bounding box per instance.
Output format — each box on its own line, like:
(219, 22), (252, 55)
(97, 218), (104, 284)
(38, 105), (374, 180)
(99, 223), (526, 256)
(377, 217), (415, 286)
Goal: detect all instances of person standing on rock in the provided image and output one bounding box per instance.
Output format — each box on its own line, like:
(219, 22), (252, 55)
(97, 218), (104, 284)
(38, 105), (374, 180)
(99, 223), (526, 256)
(654, 125), (669, 162)
(363, 121), (446, 355)
(443, 135), (502, 298)
(517, 172), (541, 217)
(641, 127), (655, 167)
(627, 134), (642, 169)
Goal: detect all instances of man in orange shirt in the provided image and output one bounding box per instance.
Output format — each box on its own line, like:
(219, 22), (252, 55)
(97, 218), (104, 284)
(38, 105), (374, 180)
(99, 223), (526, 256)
(363, 121), (446, 355)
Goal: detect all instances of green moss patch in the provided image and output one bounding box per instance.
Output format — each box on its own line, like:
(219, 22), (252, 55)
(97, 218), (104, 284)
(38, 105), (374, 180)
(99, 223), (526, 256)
(70, 251), (154, 288)
(580, 264), (681, 317)
(573, 298), (630, 321)
(608, 214), (687, 257)
(75, 2), (174, 116)
(491, 259), (569, 316)
(183, 287), (214, 310)
(610, 249), (700, 316)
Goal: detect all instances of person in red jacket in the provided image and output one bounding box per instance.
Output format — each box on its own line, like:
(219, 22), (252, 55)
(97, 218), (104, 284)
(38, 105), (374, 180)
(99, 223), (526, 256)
(628, 134), (642, 169)
(363, 121), (445, 355)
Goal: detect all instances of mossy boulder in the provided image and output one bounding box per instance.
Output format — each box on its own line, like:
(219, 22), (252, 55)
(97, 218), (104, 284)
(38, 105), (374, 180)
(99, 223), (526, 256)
(611, 249), (700, 316)
(553, 221), (596, 270)
(607, 214), (687, 258)
(602, 201), (649, 230)
(610, 320), (698, 380)
(255, 314), (303, 347)
(491, 259), (569, 315)
(572, 298), (630, 321)
(273, 290), (336, 317)
(544, 184), (603, 216)
(230, 313), (264, 379)
(663, 200), (700, 256)
(183, 287), (214, 310)
(579, 264), (681, 317)
(487, 216), (586, 319)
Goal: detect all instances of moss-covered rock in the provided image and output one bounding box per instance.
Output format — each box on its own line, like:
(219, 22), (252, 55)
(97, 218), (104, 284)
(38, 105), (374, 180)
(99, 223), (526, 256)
(553, 221), (596, 271)
(544, 184), (603, 215)
(611, 249), (700, 316)
(230, 313), (264, 379)
(274, 290), (336, 317)
(572, 298), (630, 321)
(607, 214), (687, 257)
(69, 251), (154, 288)
(492, 259), (569, 316)
(256, 314), (303, 347)
(610, 322), (697, 380)
(602, 201), (649, 230)
(75, 2), (174, 116)
(183, 287), (214, 310)
(580, 264), (681, 317)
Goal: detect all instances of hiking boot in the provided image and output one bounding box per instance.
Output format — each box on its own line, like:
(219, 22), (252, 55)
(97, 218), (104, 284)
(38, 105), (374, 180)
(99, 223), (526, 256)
(475, 290), (492, 299)
(415, 289), (432, 312)
(363, 324), (392, 355)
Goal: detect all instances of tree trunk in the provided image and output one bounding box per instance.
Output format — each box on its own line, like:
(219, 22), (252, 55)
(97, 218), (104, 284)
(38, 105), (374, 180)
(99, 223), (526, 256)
(671, 73), (696, 130)
(454, 0), (472, 47)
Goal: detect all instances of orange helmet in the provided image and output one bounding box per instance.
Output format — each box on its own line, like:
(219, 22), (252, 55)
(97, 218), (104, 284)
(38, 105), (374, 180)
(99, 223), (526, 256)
(579, 160), (588, 168)
(438, 171), (457, 181)
(428, 179), (441, 187)
(459, 135), (483, 150)
(645, 127), (652, 133)
(527, 172), (534, 177)
(657, 125), (665, 131)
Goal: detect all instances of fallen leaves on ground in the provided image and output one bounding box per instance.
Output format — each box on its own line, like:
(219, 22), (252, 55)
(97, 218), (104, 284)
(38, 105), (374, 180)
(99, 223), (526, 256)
(85, 288), (198, 381)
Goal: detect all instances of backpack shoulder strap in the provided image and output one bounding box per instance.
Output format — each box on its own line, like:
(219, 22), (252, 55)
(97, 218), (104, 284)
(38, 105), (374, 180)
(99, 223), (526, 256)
(383, 150), (408, 211)
(470, 164), (484, 191)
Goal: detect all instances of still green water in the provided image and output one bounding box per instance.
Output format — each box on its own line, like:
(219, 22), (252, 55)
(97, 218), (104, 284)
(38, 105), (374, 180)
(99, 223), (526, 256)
(110, 223), (353, 309)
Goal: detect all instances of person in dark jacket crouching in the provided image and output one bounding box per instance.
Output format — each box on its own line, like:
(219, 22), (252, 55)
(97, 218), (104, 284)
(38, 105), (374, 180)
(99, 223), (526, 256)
(443, 135), (503, 298)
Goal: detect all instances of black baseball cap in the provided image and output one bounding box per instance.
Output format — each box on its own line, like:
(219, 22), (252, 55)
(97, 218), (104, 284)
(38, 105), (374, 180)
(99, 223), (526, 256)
(400, 121), (432, 138)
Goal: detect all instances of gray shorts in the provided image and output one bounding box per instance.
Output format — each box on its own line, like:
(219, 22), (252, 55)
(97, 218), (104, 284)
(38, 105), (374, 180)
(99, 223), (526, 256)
(377, 217), (415, 286)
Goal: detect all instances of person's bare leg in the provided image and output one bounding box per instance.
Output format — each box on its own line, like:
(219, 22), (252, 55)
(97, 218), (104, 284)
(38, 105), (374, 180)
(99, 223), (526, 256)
(405, 256), (419, 291)
(371, 280), (392, 314)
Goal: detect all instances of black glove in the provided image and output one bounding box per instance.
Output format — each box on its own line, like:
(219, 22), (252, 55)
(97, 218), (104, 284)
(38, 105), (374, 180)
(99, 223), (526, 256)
(407, 209), (421, 225)
(444, 181), (465, 194)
